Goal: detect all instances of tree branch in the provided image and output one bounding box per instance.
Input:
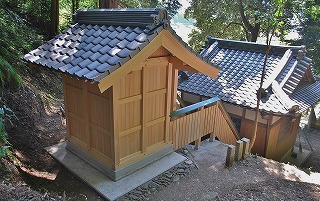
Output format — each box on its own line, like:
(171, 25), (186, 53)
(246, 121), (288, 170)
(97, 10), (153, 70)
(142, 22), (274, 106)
(218, 21), (248, 38)
(238, 0), (254, 33)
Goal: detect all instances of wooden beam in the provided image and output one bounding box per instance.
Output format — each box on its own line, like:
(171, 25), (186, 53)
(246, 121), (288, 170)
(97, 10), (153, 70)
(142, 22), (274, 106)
(118, 94), (142, 105)
(165, 63), (172, 143)
(147, 117), (165, 127)
(171, 68), (178, 112)
(62, 76), (71, 139)
(169, 56), (199, 73)
(83, 82), (91, 151)
(28, 63), (37, 68)
(146, 88), (166, 97)
(264, 113), (273, 157)
(141, 65), (148, 153)
(145, 56), (169, 65)
(162, 30), (219, 78)
(112, 84), (120, 168)
(119, 125), (141, 137)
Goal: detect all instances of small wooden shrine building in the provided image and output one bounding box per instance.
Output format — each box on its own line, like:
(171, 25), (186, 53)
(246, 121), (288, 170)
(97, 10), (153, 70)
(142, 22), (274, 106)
(23, 9), (239, 180)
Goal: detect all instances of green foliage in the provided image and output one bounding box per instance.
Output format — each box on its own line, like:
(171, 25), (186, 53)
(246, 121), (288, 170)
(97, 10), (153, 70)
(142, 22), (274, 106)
(119, 0), (159, 8)
(0, 97), (16, 170)
(0, 2), (42, 88)
(119, 0), (182, 17)
(291, 0), (320, 75)
(185, 0), (304, 51)
(161, 0), (182, 17)
(12, 0), (52, 34)
(60, 0), (97, 31)
(185, 0), (249, 51)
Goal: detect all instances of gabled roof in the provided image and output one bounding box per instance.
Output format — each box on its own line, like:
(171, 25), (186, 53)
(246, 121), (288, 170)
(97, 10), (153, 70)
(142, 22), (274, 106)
(23, 8), (219, 92)
(178, 37), (320, 114)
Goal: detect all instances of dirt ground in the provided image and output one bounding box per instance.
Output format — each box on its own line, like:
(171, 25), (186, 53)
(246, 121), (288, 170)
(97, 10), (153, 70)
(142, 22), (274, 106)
(1, 69), (320, 200)
(147, 140), (320, 201)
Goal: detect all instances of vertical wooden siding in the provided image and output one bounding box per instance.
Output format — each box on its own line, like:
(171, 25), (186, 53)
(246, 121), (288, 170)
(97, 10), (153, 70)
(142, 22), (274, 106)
(266, 115), (301, 160)
(113, 58), (172, 168)
(64, 76), (113, 168)
(170, 101), (239, 150)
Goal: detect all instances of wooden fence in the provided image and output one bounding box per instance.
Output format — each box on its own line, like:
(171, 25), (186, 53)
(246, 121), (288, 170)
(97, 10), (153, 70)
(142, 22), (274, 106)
(170, 98), (240, 150)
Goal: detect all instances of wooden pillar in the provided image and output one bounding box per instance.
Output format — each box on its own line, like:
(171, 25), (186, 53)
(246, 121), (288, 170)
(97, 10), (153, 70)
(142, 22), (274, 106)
(241, 138), (250, 159)
(171, 68), (178, 111)
(62, 76), (71, 139)
(112, 84), (120, 168)
(225, 144), (235, 167)
(264, 114), (273, 156)
(209, 132), (215, 142)
(141, 65), (148, 153)
(165, 63), (173, 143)
(83, 81), (91, 151)
(195, 106), (204, 150)
(235, 140), (243, 161)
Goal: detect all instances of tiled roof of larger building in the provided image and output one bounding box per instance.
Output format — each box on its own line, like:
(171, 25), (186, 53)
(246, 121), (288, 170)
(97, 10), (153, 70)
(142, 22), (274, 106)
(291, 76), (320, 112)
(178, 37), (320, 114)
(23, 8), (213, 82)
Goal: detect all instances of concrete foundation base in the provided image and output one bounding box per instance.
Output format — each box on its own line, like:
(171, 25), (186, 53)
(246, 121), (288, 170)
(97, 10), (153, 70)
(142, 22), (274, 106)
(281, 146), (312, 167)
(46, 142), (186, 201)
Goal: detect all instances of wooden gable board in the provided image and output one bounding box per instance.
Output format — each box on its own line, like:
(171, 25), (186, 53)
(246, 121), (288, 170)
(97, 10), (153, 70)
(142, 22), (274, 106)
(98, 30), (219, 93)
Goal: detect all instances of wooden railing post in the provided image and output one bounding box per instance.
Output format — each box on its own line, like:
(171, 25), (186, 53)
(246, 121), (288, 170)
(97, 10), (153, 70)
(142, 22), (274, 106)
(195, 139), (201, 150)
(241, 138), (250, 159)
(225, 144), (235, 167)
(195, 106), (204, 150)
(209, 132), (215, 142)
(235, 140), (244, 161)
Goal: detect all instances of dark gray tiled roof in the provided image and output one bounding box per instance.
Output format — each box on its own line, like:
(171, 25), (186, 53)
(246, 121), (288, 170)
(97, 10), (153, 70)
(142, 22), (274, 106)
(24, 8), (216, 83)
(23, 9), (161, 81)
(178, 38), (319, 114)
(24, 22), (150, 80)
(291, 78), (320, 112)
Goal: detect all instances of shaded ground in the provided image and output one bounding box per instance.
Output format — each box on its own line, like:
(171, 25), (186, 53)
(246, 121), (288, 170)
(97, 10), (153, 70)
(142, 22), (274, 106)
(302, 128), (320, 172)
(1, 68), (103, 200)
(1, 68), (320, 200)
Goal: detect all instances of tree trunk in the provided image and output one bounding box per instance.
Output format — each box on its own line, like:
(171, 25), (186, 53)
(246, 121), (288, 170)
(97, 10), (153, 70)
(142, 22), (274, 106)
(99, 0), (118, 8)
(238, 0), (260, 42)
(250, 24), (260, 42)
(50, 0), (59, 38)
(72, 0), (79, 14)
